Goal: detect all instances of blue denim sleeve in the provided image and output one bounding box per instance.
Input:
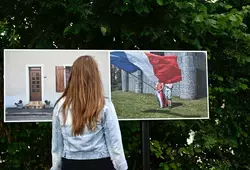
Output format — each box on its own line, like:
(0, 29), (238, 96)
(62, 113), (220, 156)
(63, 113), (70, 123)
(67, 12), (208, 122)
(103, 100), (128, 170)
(50, 105), (63, 170)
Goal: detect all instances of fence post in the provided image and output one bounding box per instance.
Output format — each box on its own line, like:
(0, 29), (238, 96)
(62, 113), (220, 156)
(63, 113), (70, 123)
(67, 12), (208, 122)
(135, 70), (143, 93)
(122, 70), (129, 92)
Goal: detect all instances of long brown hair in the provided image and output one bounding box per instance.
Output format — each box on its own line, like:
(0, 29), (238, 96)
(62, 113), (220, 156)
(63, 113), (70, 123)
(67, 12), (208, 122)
(54, 55), (105, 136)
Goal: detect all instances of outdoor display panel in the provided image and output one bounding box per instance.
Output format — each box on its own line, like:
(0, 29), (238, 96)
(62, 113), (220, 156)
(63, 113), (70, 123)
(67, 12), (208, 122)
(110, 50), (209, 120)
(4, 49), (209, 122)
(4, 50), (111, 122)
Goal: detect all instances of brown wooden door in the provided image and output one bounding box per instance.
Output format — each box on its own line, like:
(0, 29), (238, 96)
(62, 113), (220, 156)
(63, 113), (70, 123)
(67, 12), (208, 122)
(29, 67), (42, 101)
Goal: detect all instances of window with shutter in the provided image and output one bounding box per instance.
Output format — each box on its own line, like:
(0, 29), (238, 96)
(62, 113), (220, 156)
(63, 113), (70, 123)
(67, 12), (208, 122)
(55, 66), (64, 92)
(65, 66), (72, 87)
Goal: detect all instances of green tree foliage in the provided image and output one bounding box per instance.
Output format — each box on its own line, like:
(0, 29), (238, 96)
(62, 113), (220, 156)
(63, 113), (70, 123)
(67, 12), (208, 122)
(1, 0), (250, 169)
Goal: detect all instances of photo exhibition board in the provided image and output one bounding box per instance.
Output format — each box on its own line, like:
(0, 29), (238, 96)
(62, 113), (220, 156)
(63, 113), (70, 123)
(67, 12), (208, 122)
(4, 50), (110, 122)
(4, 50), (209, 122)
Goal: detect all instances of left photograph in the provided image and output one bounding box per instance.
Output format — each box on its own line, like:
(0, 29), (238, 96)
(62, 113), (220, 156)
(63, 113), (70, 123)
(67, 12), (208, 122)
(4, 50), (111, 122)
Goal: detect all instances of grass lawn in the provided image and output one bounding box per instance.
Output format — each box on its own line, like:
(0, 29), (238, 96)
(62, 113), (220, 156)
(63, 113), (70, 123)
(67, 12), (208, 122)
(111, 91), (208, 119)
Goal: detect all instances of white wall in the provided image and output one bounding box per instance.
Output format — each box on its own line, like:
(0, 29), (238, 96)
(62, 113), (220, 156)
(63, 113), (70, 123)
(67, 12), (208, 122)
(4, 50), (110, 107)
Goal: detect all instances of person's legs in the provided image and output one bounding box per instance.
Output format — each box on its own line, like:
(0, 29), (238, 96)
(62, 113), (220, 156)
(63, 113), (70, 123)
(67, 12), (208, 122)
(156, 91), (164, 108)
(160, 90), (166, 108)
(168, 99), (172, 107)
(164, 89), (168, 107)
(155, 91), (161, 108)
(166, 89), (172, 107)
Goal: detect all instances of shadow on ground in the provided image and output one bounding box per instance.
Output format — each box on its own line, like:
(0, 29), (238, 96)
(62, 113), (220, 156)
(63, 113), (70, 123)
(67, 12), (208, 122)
(142, 109), (202, 118)
(170, 102), (183, 108)
(142, 102), (203, 118)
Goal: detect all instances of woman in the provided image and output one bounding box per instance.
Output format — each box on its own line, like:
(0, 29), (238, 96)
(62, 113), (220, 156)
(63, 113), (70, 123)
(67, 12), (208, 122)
(50, 56), (128, 170)
(155, 81), (166, 108)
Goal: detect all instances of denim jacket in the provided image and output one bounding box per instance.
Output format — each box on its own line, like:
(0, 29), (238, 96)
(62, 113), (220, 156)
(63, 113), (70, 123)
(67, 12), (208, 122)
(50, 98), (128, 170)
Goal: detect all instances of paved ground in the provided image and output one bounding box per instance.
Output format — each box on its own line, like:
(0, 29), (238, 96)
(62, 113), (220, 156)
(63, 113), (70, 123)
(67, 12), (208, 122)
(5, 115), (52, 122)
(5, 108), (53, 122)
(6, 108), (54, 113)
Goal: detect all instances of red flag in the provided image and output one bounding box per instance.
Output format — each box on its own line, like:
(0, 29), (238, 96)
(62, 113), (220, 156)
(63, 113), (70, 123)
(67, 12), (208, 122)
(145, 53), (182, 84)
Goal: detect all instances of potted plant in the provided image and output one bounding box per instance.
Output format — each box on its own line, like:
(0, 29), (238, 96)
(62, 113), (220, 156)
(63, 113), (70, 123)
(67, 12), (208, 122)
(44, 100), (51, 108)
(14, 100), (24, 109)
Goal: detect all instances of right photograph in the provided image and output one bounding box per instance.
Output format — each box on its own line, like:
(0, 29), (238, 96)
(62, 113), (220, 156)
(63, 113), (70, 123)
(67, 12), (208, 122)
(110, 50), (209, 120)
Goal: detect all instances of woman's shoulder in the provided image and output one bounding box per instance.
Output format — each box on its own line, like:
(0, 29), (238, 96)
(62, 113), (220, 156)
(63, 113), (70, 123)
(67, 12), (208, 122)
(102, 97), (115, 113)
(53, 97), (66, 115)
(100, 97), (117, 122)
(103, 97), (111, 108)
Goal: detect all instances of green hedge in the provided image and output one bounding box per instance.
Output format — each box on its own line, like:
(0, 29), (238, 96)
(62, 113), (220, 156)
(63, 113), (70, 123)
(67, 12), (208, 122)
(1, 0), (250, 169)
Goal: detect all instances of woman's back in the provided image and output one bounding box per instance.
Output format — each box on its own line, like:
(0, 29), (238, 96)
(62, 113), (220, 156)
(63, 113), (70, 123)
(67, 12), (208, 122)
(50, 55), (127, 170)
(51, 97), (128, 170)
(55, 98), (114, 159)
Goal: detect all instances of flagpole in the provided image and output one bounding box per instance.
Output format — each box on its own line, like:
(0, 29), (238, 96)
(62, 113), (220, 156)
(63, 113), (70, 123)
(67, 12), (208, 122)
(126, 72), (156, 90)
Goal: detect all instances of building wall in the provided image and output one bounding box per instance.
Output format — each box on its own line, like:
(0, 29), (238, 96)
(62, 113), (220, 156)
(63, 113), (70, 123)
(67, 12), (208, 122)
(5, 50), (110, 107)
